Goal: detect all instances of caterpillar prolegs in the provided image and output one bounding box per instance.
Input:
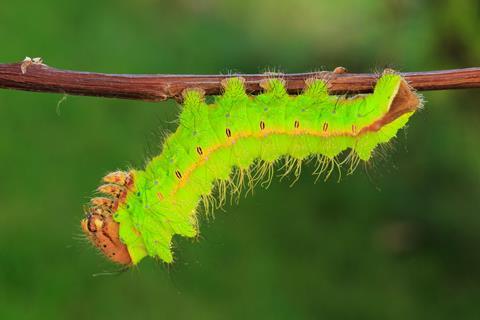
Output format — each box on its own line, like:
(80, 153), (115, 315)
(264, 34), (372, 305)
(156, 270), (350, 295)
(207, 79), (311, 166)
(81, 70), (421, 265)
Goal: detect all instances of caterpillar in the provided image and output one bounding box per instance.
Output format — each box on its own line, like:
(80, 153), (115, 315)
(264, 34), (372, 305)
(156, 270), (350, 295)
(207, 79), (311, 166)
(81, 70), (421, 266)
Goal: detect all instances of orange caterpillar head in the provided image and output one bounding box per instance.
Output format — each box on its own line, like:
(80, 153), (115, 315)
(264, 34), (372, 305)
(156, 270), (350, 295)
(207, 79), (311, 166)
(81, 171), (134, 265)
(81, 212), (131, 265)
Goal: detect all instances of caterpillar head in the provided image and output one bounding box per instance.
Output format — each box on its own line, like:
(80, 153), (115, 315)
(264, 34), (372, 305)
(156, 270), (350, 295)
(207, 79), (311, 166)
(82, 171), (134, 265)
(81, 212), (131, 265)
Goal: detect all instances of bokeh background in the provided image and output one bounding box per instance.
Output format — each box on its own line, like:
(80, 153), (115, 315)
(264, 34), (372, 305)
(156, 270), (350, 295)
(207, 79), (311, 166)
(1, 1), (480, 319)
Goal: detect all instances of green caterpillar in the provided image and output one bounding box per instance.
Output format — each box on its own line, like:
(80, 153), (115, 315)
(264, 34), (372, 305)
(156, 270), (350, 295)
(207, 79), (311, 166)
(81, 70), (421, 265)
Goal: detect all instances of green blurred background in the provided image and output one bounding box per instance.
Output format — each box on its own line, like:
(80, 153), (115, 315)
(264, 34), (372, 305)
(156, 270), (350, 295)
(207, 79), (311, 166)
(1, 1), (479, 319)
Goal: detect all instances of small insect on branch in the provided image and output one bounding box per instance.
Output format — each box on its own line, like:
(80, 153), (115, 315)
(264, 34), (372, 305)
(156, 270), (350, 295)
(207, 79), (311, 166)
(0, 58), (479, 102)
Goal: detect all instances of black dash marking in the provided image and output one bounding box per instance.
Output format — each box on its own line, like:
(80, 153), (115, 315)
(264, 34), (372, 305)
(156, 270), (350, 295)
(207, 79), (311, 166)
(225, 128), (232, 137)
(260, 121), (265, 130)
(175, 170), (182, 179)
(196, 146), (203, 155)
(323, 122), (329, 132)
(294, 120), (300, 129)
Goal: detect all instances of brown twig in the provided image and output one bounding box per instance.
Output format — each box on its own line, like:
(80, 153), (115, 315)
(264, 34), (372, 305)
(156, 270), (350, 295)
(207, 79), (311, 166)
(0, 59), (479, 102)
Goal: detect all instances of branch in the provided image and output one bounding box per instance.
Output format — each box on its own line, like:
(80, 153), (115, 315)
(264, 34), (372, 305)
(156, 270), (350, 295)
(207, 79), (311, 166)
(0, 59), (479, 102)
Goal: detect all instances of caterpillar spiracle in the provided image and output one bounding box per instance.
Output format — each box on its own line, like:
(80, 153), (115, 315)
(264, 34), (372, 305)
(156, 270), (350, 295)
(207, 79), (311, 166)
(81, 70), (421, 266)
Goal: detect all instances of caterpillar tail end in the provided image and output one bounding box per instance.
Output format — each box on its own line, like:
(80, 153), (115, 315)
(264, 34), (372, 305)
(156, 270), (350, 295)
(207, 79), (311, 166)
(378, 70), (421, 127)
(81, 171), (135, 266)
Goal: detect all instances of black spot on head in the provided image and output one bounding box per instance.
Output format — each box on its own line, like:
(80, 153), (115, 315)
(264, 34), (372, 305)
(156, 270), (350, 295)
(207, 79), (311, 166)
(87, 219), (97, 233)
